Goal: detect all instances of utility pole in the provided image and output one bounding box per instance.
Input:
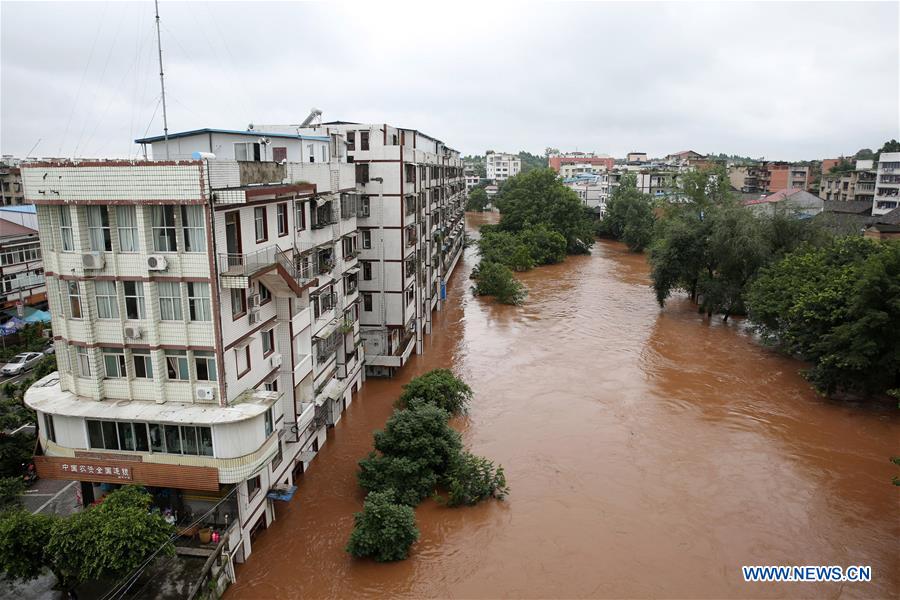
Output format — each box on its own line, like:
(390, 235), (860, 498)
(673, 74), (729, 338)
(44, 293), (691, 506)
(154, 0), (170, 159)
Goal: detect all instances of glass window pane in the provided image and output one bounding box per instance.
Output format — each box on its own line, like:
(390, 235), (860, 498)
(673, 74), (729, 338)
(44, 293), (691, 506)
(134, 423), (150, 452)
(101, 421), (120, 450)
(149, 423), (165, 452)
(181, 426), (198, 455)
(87, 420), (104, 449)
(118, 422), (135, 451)
(164, 425), (181, 454)
(198, 427), (213, 456)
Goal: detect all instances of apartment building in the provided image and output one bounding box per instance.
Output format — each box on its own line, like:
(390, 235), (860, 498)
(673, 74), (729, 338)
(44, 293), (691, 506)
(465, 168), (482, 192)
(22, 125), (363, 564)
(563, 173), (609, 215)
(485, 151), (521, 182)
(548, 151), (615, 174)
(873, 151), (900, 216)
(320, 122), (465, 377)
(1, 160), (25, 205)
(728, 164), (767, 194)
(819, 160), (876, 203)
(626, 152), (648, 164)
(636, 170), (681, 199)
(0, 205), (46, 309)
(766, 162), (809, 192)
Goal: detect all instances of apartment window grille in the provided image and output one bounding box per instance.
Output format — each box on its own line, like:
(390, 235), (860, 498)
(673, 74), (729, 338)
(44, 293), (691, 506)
(151, 206), (177, 252)
(254, 207), (268, 242)
(123, 281), (146, 320)
(158, 281), (183, 320)
(165, 350), (189, 380)
(132, 349), (153, 378)
(67, 281), (83, 319)
(95, 281), (118, 319)
(181, 206), (206, 252)
(195, 351), (217, 381)
(58, 206), (74, 251)
(116, 206), (138, 252)
(76, 346), (91, 377)
(87, 206), (112, 252)
(187, 282), (211, 321)
(103, 348), (127, 379)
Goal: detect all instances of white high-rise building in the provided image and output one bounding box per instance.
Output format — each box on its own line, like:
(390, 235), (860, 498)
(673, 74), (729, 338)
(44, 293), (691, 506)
(485, 151), (521, 182)
(22, 124), (364, 564)
(873, 152), (900, 216)
(319, 122), (465, 376)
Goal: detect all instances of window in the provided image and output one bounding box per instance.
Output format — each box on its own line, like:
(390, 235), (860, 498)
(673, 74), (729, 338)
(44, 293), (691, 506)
(263, 378), (278, 392)
(151, 206), (177, 252)
(94, 281), (119, 319)
(59, 206), (74, 251)
(87, 206), (112, 251)
(362, 261), (372, 281)
(254, 207), (267, 242)
(195, 351), (217, 381)
(231, 288), (246, 318)
(132, 350), (153, 378)
(264, 408), (274, 437)
(123, 281), (146, 319)
(362, 230), (371, 249)
(187, 282), (211, 321)
(103, 348), (127, 378)
(67, 281), (83, 319)
(360, 195), (370, 217)
(248, 475), (261, 498)
(346, 131), (355, 151)
(306, 143), (315, 163)
(276, 203), (288, 236)
(262, 328), (275, 356)
(272, 147), (287, 163)
(321, 145), (327, 162)
(272, 441), (283, 469)
(363, 293), (373, 312)
(116, 206), (138, 252)
(43, 414), (56, 443)
(360, 130), (369, 151)
(181, 205), (206, 252)
(235, 142), (261, 161)
(76, 346), (91, 377)
(198, 427), (213, 456)
(355, 163), (369, 184)
(235, 345), (250, 376)
(295, 201), (306, 230)
(158, 282), (183, 320)
(164, 425), (181, 454)
(256, 284), (271, 305)
(165, 350), (189, 380)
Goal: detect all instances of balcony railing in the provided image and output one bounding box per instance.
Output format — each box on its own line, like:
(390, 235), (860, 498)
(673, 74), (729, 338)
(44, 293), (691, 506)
(219, 245), (313, 288)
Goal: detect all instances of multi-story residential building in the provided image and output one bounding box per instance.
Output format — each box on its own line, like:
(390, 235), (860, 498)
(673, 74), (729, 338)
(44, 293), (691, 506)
(563, 173), (609, 216)
(873, 151), (900, 216)
(1, 159), (26, 206)
(767, 162), (809, 191)
(728, 164), (766, 194)
(465, 168), (482, 192)
(636, 169), (681, 199)
(0, 205), (46, 310)
(558, 162), (607, 179)
(548, 151), (615, 174)
(22, 124), (364, 565)
(485, 151), (521, 182)
(819, 160), (876, 203)
(626, 152), (648, 164)
(320, 122), (465, 377)
(664, 150), (704, 165)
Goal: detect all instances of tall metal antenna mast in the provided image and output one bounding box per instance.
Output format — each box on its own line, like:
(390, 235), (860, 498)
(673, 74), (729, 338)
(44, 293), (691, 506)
(154, 0), (170, 159)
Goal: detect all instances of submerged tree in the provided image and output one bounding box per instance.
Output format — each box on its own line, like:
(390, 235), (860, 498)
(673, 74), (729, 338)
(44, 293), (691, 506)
(599, 173), (655, 252)
(471, 261), (527, 305)
(396, 369), (473, 416)
(346, 490), (419, 562)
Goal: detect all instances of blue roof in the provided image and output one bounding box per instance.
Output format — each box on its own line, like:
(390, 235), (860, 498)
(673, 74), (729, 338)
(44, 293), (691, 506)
(0, 205), (36, 214)
(135, 128), (331, 144)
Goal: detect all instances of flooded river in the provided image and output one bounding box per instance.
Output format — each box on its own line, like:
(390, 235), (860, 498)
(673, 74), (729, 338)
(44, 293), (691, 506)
(228, 212), (899, 599)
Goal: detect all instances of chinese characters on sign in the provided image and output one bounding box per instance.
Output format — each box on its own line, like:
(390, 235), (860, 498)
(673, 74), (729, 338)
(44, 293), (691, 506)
(60, 462), (133, 480)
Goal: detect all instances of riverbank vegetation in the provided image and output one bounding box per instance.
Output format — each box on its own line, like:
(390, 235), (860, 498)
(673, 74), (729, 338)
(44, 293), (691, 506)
(348, 370), (508, 562)
(471, 168), (594, 304)
(602, 165), (900, 400)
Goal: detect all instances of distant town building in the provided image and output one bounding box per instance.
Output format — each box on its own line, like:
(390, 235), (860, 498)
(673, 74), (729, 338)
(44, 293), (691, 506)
(873, 151), (900, 216)
(465, 169), (482, 192)
(626, 152), (648, 164)
(819, 160), (876, 203)
(1, 160), (25, 206)
(743, 188), (824, 218)
(664, 150), (704, 164)
(728, 161), (809, 194)
(485, 151), (521, 182)
(636, 169), (681, 199)
(548, 151), (615, 174)
(558, 162), (608, 178)
(0, 205), (46, 310)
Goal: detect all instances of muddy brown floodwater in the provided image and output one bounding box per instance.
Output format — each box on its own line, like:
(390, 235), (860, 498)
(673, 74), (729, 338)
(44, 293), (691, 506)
(227, 212), (899, 599)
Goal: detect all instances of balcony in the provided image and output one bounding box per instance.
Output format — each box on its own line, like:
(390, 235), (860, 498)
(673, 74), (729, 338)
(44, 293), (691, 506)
(366, 332), (415, 368)
(219, 246), (313, 294)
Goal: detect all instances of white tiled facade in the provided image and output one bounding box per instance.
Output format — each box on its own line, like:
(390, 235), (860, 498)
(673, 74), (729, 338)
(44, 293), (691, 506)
(22, 127), (364, 564)
(873, 152), (900, 216)
(485, 151), (521, 182)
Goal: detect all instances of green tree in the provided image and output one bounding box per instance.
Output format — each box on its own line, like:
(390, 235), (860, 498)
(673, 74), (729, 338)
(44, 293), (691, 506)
(0, 432), (34, 478)
(440, 451), (509, 507)
(747, 237), (900, 397)
(466, 187), (489, 212)
(517, 151), (548, 173)
(478, 231), (534, 272)
(519, 224), (567, 265)
(495, 168), (594, 254)
(650, 210), (710, 304)
(357, 454), (437, 506)
(346, 490), (419, 562)
(396, 369), (473, 416)
(600, 174), (656, 251)
(0, 510), (56, 583)
(471, 261), (527, 305)
(876, 139), (900, 160)
(0, 476), (25, 511)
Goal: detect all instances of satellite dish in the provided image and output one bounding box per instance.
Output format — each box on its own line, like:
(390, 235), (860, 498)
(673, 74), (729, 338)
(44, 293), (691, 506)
(248, 123), (255, 130)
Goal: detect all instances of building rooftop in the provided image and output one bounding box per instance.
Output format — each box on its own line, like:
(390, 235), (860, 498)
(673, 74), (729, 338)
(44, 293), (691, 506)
(135, 128), (331, 144)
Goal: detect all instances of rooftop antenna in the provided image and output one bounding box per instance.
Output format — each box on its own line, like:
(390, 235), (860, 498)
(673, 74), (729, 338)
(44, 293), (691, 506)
(154, 0), (170, 159)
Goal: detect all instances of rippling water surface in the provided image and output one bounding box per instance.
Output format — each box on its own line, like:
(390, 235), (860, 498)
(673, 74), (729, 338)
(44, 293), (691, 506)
(227, 212), (899, 599)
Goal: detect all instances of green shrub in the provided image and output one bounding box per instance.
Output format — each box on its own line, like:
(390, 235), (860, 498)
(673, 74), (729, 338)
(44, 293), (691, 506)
(346, 490), (419, 562)
(471, 261), (527, 305)
(357, 454), (437, 506)
(440, 451), (509, 507)
(0, 476), (25, 511)
(396, 369), (473, 416)
(520, 225), (567, 265)
(478, 231), (534, 272)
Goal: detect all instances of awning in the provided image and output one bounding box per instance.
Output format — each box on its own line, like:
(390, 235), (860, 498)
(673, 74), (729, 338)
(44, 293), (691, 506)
(315, 196), (331, 207)
(314, 320), (338, 341)
(266, 485), (297, 502)
(347, 266), (360, 275)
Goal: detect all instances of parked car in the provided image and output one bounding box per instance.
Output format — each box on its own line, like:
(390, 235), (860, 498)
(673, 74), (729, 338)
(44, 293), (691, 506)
(43, 344), (55, 355)
(1, 352), (45, 376)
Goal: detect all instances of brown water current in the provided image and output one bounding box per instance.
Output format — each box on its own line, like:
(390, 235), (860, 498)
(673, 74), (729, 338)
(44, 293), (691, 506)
(227, 211), (899, 599)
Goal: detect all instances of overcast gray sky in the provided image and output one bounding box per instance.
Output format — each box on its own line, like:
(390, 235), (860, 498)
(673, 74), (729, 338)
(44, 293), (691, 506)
(1, 1), (898, 161)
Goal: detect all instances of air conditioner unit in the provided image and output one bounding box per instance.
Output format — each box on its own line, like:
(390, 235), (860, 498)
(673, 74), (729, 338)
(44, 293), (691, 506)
(269, 353), (282, 369)
(147, 255), (168, 271)
(196, 385), (215, 401)
(248, 311), (260, 325)
(124, 325), (142, 339)
(82, 252), (105, 270)
(249, 293), (261, 310)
